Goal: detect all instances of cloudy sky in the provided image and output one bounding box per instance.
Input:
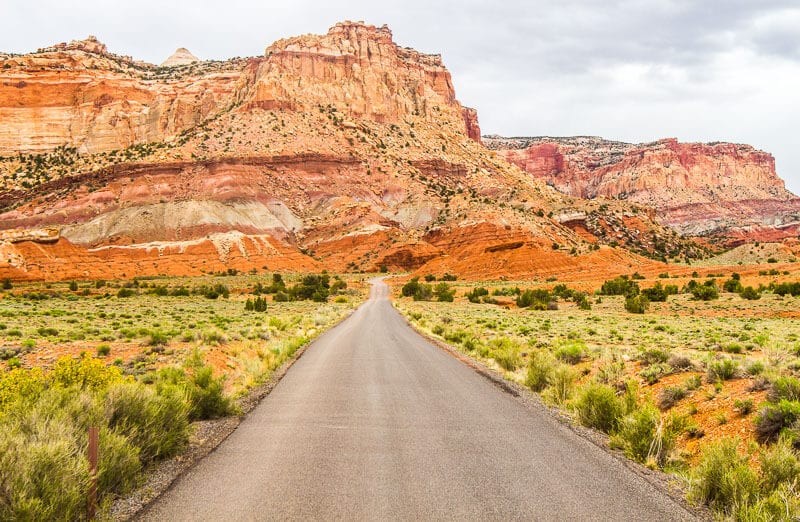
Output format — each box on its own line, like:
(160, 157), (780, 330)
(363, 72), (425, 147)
(5, 0), (800, 192)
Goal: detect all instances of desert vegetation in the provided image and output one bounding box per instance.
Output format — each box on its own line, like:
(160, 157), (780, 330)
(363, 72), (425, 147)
(0, 273), (364, 519)
(396, 272), (800, 519)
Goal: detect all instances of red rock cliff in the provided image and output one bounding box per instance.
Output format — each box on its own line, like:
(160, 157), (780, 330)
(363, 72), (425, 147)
(485, 136), (800, 236)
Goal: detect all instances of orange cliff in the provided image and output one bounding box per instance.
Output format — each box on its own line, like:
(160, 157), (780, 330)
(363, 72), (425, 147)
(485, 136), (800, 238)
(0, 23), (692, 281)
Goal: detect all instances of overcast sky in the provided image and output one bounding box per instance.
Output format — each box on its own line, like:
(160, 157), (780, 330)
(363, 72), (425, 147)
(4, 1), (800, 193)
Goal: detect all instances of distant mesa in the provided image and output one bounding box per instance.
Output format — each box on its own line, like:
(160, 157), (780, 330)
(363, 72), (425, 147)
(160, 48), (199, 67)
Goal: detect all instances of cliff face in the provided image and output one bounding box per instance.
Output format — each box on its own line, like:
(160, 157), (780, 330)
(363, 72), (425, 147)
(485, 136), (800, 237)
(0, 23), (480, 157)
(0, 23), (695, 281)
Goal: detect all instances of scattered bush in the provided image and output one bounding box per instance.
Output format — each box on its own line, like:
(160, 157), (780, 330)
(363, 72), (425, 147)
(641, 282), (669, 302)
(768, 376), (800, 402)
(657, 385), (687, 410)
(599, 276), (640, 297)
(575, 382), (625, 433)
(706, 357), (739, 382)
(624, 295), (649, 314)
(554, 340), (585, 364)
(739, 286), (761, 300)
(689, 438), (759, 515)
(691, 284), (719, 301)
(754, 400), (800, 444)
(525, 350), (555, 392)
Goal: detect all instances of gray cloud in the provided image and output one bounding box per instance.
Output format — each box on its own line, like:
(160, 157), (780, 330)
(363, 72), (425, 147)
(2, 0), (799, 192)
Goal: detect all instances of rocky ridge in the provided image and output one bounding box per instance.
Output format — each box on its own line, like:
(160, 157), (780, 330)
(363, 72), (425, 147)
(484, 135), (800, 238)
(0, 23), (705, 280)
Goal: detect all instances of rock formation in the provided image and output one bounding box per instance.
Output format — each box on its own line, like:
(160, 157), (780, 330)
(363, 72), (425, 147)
(0, 23), (706, 280)
(485, 136), (800, 238)
(160, 47), (199, 67)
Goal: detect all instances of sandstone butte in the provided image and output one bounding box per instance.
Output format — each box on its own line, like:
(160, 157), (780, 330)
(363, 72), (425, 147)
(0, 22), (789, 282)
(484, 136), (800, 241)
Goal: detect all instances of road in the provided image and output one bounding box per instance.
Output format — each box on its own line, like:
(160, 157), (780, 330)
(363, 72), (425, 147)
(140, 279), (697, 521)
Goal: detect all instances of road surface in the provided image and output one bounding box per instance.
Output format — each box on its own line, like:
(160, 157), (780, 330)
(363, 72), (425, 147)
(140, 279), (696, 521)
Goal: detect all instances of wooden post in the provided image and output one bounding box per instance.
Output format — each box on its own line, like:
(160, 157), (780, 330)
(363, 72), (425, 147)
(87, 426), (99, 520)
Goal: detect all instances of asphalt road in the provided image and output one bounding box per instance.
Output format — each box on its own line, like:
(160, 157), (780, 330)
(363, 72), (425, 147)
(140, 279), (697, 521)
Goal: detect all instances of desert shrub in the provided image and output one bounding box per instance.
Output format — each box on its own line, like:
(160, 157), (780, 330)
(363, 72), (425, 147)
(773, 282), (800, 297)
(542, 364), (577, 405)
(489, 338), (521, 371)
(554, 340), (585, 364)
(691, 284), (719, 301)
(624, 295), (649, 314)
(105, 382), (189, 462)
(52, 355), (125, 390)
(733, 398), (754, 416)
(612, 404), (687, 466)
(723, 278), (744, 293)
(639, 347), (670, 365)
(612, 403), (659, 463)
(145, 330), (170, 347)
(516, 289), (553, 310)
(574, 382), (625, 433)
(689, 438), (759, 515)
(574, 292), (592, 310)
(706, 357), (739, 382)
(599, 276), (639, 297)
(434, 282), (455, 302)
(639, 363), (671, 385)
(96, 344), (111, 356)
(525, 350), (556, 392)
(657, 385), (687, 410)
(666, 354), (694, 370)
(116, 287), (136, 298)
(465, 287), (489, 303)
(768, 376), (800, 402)
(740, 286), (761, 300)
(186, 366), (234, 420)
(201, 329), (227, 346)
(0, 411), (91, 521)
(441, 273), (457, 281)
(759, 435), (800, 493)
(641, 282), (669, 302)
(754, 400), (800, 444)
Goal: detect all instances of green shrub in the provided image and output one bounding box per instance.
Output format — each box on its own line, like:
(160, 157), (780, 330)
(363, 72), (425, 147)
(723, 278), (744, 293)
(706, 357), (738, 382)
(768, 376), (800, 402)
(641, 282), (669, 302)
(691, 284), (719, 301)
(689, 438), (759, 515)
(554, 340), (585, 364)
(740, 286), (761, 300)
(612, 403), (660, 463)
(146, 330), (170, 347)
(754, 400), (800, 444)
(96, 344), (111, 356)
(105, 382), (190, 462)
(657, 385), (687, 410)
(624, 295), (649, 314)
(465, 287), (489, 303)
(489, 338), (521, 371)
(516, 289), (553, 310)
(574, 382), (625, 433)
(525, 350), (555, 392)
(599, 276), (640, 297)
(186, 366), (235, 420)
(759, 435), (800, 493)
(542, 364), (576, 405)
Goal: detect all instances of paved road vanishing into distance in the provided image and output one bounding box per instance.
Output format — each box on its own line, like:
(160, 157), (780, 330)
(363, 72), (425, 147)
(140, 279), (697, 521)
